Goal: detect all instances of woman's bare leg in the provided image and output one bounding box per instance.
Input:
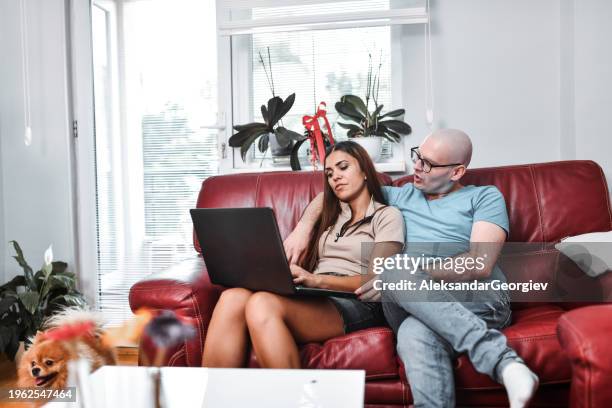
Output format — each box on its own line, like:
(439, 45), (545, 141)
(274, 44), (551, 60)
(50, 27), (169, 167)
(245, 292), (344, 368)
(202, 287), (253, 367)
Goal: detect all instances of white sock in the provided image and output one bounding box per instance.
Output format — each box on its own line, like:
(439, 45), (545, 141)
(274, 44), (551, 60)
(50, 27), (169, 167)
(501, 362), (539, 408)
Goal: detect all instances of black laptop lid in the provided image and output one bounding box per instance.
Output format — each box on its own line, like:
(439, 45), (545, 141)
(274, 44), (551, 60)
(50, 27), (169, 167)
(190, 208), (296, 295)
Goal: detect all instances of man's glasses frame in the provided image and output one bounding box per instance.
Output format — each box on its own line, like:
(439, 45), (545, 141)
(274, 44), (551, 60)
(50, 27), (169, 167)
(410, 147), (464, 173)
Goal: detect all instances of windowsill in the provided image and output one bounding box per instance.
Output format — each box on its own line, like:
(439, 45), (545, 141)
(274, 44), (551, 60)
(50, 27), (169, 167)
(226, 161), (406, 175)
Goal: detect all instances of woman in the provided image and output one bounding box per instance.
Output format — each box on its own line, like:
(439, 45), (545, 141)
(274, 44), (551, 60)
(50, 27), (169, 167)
(202, 141), (405, 368)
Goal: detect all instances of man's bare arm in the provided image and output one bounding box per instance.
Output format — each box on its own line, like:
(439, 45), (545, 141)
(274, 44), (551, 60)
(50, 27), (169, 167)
(425, 221), (506, 281)
(354, 241), (404, 301)
(283, 192), (324, 264)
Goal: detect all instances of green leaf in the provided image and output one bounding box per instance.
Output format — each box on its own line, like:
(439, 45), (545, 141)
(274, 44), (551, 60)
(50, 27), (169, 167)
(340, 95), (368, 117)
(380, 120), (412, 135)
(10, 241), (36, 291)
(334, 101), (365, 122)
(266, 96), (284, 127)
(371, 104), (384, 119)
(51, 261), (68, 275)
(233, 122), (267, 132)
(0, 293), (18, 315)
(347, 128), (361, 138)
(239, 129), (270, 161)
(337, 122), (362, 132)
(60, 294), (86, 308)
(257, 133), (269, 153)
(41, 274), (76, 300)
(273, 93), (296, 125)
(18, 291), (40, 315)
(0, 275), (26, 292)
(0, 326), (20, 361)
(273, 127), (300, 149)
(33, 270), (45, 289)
(229, 125), (268, 148)
(381, 127), (401, 143)
(260, 104), (269, 125)
(290, 139), (307, 171)
(380, 109), (405, 119)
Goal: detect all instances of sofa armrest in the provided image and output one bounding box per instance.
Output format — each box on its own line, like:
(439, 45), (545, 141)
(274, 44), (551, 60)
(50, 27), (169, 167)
(557, 304), (612, 408)
(128, 256), (224, 367)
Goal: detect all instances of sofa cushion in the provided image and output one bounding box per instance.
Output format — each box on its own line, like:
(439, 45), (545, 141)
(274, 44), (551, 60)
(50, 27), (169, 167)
(452, 305), (571, 390)
(248, 327), (399, 380)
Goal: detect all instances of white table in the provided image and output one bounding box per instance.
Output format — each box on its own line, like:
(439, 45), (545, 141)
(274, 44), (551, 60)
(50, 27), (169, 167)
(45, 366), (365, 407)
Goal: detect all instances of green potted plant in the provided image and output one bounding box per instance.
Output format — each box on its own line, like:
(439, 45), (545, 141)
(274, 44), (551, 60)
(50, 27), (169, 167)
(229, 93), (302, 161)
(229, 49), (303, 162)
(335, 55), (412, 161)
(0, 241), (87, 361)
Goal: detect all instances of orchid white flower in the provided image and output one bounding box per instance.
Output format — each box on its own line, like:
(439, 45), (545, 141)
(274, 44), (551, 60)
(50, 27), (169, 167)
(44, 244), (53, 266)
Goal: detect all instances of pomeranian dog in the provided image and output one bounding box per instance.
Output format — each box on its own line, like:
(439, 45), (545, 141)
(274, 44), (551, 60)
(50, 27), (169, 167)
(18, 307), (116, 389)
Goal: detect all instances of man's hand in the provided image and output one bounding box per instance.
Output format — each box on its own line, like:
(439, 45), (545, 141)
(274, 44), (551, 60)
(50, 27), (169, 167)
(290, 264), (320, 288)
(354, 275), (382, 302)
(283, 192), (324, 264)
(284, 224), (311, 265)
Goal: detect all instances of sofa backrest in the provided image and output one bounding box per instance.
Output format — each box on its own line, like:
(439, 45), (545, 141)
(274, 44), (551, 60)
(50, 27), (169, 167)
(195, 171), (392, 252)
(196, 161), (611, 249)
(195, 161), (612, 307)
(393, 160), (611, 243)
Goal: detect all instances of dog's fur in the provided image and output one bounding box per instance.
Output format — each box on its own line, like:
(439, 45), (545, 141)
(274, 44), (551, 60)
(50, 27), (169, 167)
(17, 308), (116, 389)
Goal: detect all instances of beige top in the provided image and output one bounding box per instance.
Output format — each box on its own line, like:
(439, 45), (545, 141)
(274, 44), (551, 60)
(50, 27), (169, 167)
(313, 198), (405, 277)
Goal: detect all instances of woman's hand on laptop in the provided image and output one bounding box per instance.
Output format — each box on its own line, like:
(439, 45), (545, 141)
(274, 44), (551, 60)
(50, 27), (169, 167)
(290, 264), (320, 288)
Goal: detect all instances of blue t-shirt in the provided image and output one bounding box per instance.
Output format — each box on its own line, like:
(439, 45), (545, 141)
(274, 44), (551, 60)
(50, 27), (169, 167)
(382, 184), (509, 244)
(382, 184), (509, 284)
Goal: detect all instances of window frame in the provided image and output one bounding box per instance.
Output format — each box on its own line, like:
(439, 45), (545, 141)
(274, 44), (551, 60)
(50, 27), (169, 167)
(71, 0), (228, 319)
(217, 2), (415, 173)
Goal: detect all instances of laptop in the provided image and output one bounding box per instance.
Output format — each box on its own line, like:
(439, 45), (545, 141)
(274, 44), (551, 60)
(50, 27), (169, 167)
(190, 208), (356, 298)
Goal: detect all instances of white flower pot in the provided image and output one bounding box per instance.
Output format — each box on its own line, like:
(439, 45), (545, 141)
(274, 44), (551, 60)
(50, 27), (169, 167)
(352, 137), (382, 162)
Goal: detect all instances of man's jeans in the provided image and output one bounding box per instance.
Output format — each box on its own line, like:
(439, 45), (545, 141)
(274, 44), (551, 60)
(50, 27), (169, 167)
(381, 268), (522, 408)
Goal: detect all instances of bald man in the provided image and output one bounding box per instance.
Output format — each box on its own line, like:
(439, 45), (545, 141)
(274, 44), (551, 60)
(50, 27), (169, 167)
(284, 129), (538, 408)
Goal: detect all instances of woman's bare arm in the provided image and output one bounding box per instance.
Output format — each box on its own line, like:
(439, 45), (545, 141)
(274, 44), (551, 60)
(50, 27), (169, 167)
(292, 241), (403, 293)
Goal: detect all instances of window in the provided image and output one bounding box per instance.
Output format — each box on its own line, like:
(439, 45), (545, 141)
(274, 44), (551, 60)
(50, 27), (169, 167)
(250, 25), (393, 164)
(91, 0), (219, 326)
(218, 0), (427, 170)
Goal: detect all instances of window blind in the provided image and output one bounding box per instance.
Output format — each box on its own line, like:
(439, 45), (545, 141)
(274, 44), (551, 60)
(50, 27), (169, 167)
(240, 1), (408, 163)
(219, 0), (427, 35)
(92, 0), (219, 327)
(250, 25), (394, 161)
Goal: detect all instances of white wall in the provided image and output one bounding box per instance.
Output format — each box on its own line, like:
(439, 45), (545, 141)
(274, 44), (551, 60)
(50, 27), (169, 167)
(399, 0), (611, 192)
(573, 0), (612, 188)
(0, 0), (76, 283)
(0, 131), (5, 283)
(401, 0), (561, 168)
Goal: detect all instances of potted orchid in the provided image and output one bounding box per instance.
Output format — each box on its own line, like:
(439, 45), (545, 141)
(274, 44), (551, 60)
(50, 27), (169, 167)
(335, 54), (412, 161)
(229, 49), (303, 162)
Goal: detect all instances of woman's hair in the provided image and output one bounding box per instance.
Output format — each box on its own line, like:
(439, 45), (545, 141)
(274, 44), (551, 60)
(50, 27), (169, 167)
(300, 140), (387, 272)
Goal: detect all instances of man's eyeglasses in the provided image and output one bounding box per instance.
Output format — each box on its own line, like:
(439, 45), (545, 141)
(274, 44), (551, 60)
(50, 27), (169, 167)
(410, 147), (464, 173)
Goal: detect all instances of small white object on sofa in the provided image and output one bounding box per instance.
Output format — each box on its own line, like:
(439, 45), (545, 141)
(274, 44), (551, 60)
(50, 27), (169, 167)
(555, 231), (612, 277)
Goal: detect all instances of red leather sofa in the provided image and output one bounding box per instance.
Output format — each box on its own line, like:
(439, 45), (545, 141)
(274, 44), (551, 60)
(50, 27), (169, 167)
(129, 160), (612, 407)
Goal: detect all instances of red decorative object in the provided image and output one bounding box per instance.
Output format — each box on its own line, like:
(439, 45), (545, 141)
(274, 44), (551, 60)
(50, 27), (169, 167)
(302, 102), (335, 169)
(41, 321), (96, 341)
